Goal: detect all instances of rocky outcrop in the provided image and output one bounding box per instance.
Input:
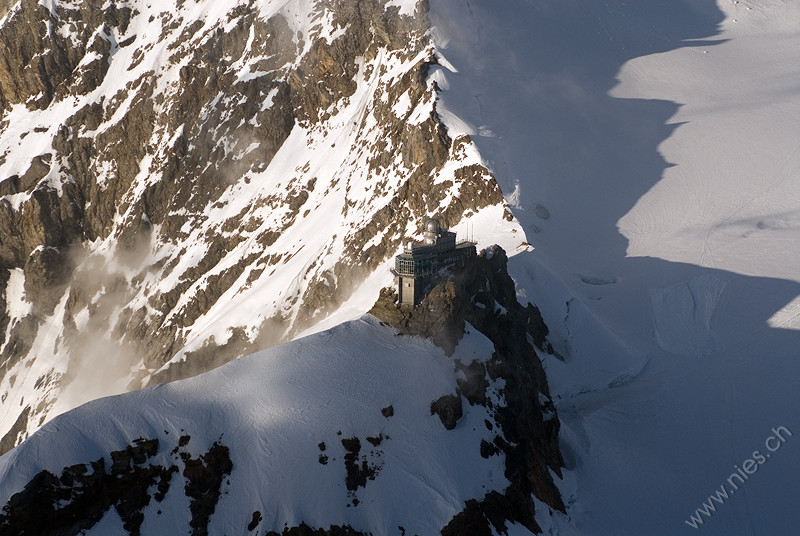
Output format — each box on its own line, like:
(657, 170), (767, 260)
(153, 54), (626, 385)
(0, 438), (170, 535)
(430, 393), (463, 430)
(0, 406), (28, 455)
(370, 245), (564, 534)
(0, 436), (231, 536)
(182, 442), (234, 536)
(0, 0), (133, 111)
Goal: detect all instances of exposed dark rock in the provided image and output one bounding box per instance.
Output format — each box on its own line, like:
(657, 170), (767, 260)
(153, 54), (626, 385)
(0, 315), (39, 386)
(381, 405), (394, 418)
(341, 437), (378, 493)
(0, 435), (236, 536)
(19, 153), (52, 192)
(318, 441), (329, 465)
(248, 510), (263, 531)
(110, 437), (159, 474)
(0, 177), (19, 197)
(0, 406), (29, 455)
(430, 394), (463, 430)
(0, 437), (177, 536)
(440, 499), (494, 536)
(182, 442), (233, 536)
(455, 360), (489, 406)
(23, 245), (72, 316)
(480, 439), (502, 459)
(0, 460), (109, 536)
(0, 0), (132, 111)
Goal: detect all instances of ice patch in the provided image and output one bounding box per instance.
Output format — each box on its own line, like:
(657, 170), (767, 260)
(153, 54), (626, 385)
(391, 89), (412, 118)
(385, 0), (416, 17)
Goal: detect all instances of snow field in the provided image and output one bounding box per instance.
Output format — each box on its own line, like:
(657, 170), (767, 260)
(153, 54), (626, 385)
(430, 0), (800, 533)
(0, 317), (508, 535)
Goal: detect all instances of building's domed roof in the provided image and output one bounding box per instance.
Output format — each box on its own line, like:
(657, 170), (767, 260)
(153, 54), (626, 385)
(425, 219), (441, 234)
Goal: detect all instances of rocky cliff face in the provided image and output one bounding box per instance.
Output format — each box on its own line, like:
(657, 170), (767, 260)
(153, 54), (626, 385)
(370, 245), (564, 534)
(0, 0), (517, 450)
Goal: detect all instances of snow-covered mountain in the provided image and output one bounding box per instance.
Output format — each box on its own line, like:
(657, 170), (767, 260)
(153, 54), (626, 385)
(0, 247), (565, 535)
(0, 0), (521, 449)
(0, 317), (514, 535)
(3, 0), (800, 534)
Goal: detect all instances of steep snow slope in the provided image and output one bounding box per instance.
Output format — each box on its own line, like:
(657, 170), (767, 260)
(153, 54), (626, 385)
(430, 0), (800, 533)
(0, 0), (524, 449)
(0, 317), (510, 535)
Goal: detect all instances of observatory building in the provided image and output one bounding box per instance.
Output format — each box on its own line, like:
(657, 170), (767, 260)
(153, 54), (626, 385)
(392, 219), (476, 306)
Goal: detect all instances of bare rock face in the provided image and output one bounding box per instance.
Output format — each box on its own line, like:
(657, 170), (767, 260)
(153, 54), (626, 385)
(0, 0), (132, 111)
(370, 246), (564, 534)
(0, 0), (519, 449)
(0, 436), (231, 536)
(430, 393), (463, 430)
(22, 246), (71, 316)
